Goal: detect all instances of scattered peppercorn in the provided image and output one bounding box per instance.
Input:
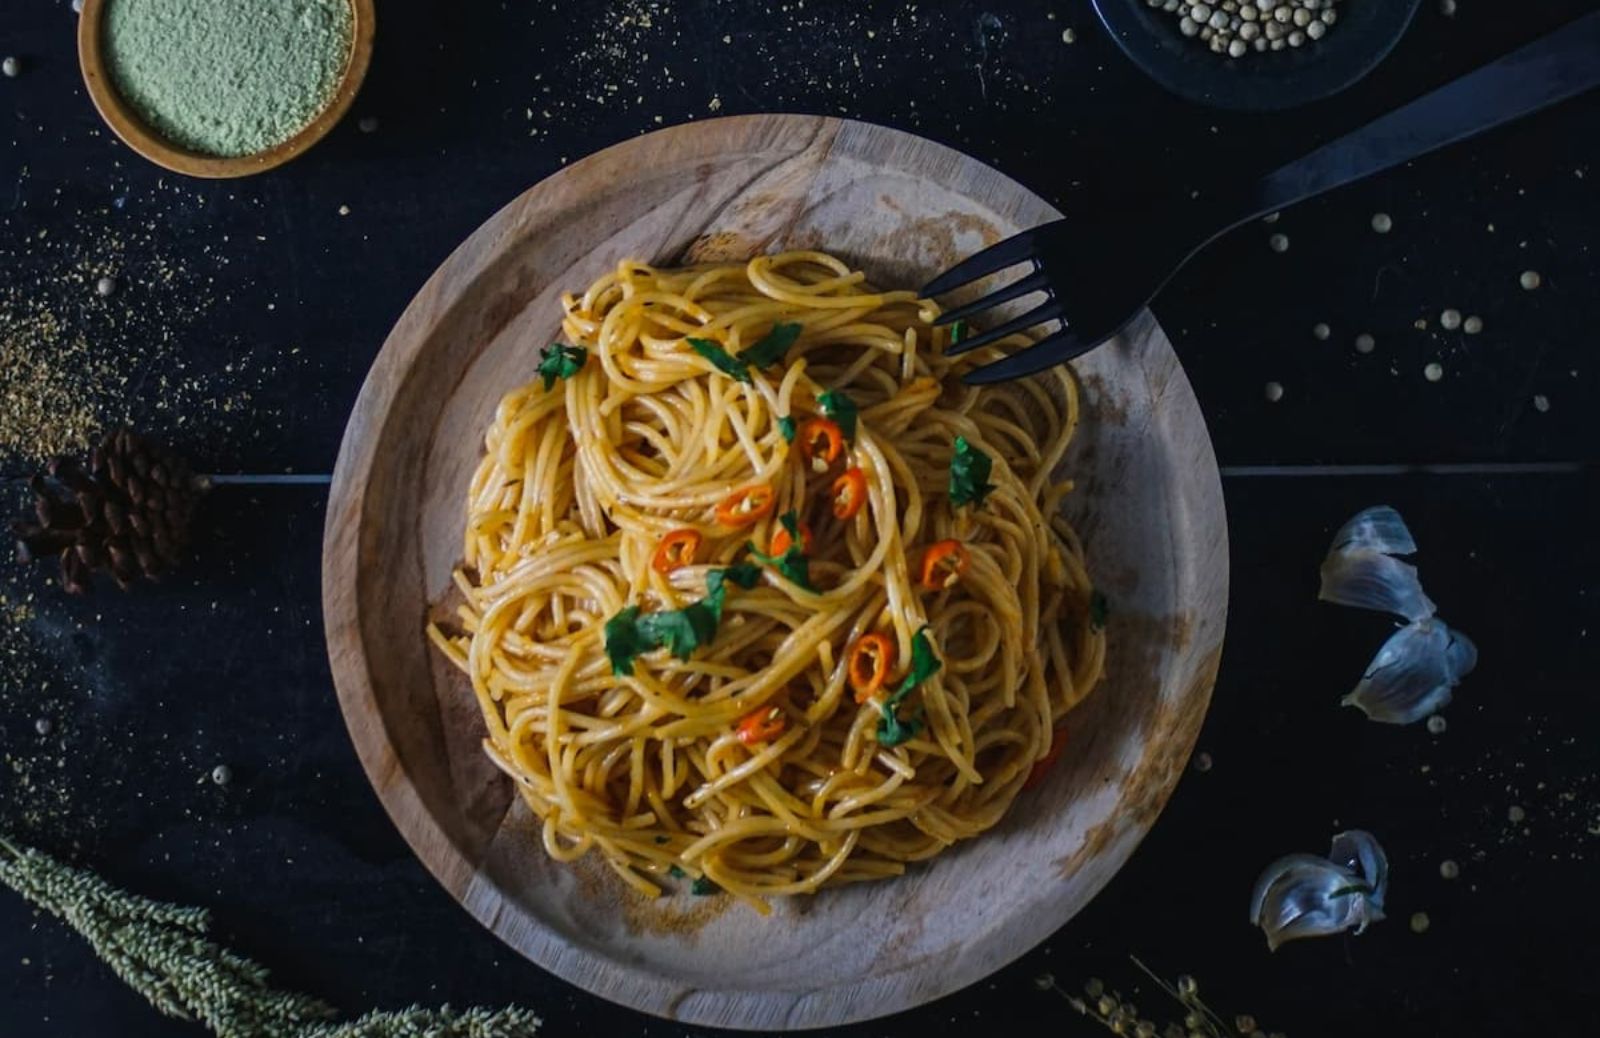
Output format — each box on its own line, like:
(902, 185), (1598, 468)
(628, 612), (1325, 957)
(1519, 269), (1542, 290)
(1, 57), (20, 78)
(1355, 333), (1375, 354)
(1410, 912), (1431, 934)
(1424, 362), (1443, 382)
(1370, 212), (1392, 234)
(1312, 322), (1330, 340)
(34, 717), (53, 735)
(1463, 315), (1483, 334)
(1533, 394), (1551, 412)
(210, 764), (233, 786)
(1427, 714), (1447, 734)
(1439, 859), (1460, 879)
(1268, 233), (1289, 253)
(1439, 309), (1461, 330)
(95, 276), (118, 298)
(1263, 381), (1284, 402)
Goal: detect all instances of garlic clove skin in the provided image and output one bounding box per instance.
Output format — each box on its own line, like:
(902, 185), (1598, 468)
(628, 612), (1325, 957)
(1341, 619), (1478, 724)
(1318, 549), (1437, 621)
(1329, 505), (1418, 556)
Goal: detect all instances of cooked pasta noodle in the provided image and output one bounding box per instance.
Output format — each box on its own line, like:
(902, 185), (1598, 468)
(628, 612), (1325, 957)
(428, 251), (1105, 911)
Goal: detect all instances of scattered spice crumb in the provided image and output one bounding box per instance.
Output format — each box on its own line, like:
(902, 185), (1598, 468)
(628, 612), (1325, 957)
(1355, 333), (1375, 354)
(1370, 212), (1392, 234)
(1424, 362), (1443, 382)
(1519, 269), (1542, 290)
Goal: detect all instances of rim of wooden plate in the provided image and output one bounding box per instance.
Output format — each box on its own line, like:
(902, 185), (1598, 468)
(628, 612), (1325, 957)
(77, 0), (375, 179)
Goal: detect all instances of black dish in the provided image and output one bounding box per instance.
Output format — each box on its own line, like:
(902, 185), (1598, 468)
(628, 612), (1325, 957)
(1092, 0), (1423, 111)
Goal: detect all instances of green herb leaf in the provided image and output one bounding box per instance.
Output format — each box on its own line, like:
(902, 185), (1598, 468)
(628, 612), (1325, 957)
(668, 865), (686, 878)
(1089, 589), (1109, 631)
(687, 337), (752, 383)
(746, 534), (813, 592)
(877, 628), (942, 747)
(777, 415), (798, 443)
(709, 562), (764, 597)
(690, 876), (718, 896)
(654, 835), (670, 845)
(603, 606), (649, 676)
(637, 600), (721, 661)
(817, 389), (859, 442)
(740, 321), (802, 368)
(948, 319), (968, 344)
(948, 435), (996, 508)
(537, 343), (588, 391)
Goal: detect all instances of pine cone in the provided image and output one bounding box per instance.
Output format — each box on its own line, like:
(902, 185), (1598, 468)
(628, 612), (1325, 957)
(11, 429), (207, 593)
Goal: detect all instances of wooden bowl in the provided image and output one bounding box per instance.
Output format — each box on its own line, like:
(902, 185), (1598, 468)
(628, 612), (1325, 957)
(77, 0), (375, 178)
(322, 115), (1228, 1031)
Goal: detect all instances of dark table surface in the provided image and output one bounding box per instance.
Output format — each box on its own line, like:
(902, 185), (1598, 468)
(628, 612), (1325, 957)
(3, 2), (1598, 1035)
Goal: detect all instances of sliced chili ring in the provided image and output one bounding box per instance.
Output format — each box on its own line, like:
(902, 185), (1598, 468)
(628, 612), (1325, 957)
(1023, 726), (1069, 790)
(919, 539), (970, 590)
(797, 418), (845, 472)
(652, 528), (703, 574)
(736, 705), (786, 746)
(769, 518), (814, 556)
(716, 484), (776, 527)
(848, 632), (895, 703)
(831, 467), (867, 520)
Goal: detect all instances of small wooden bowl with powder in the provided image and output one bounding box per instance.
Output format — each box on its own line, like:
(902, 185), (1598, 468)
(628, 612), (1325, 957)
(78, 0), (374, 178)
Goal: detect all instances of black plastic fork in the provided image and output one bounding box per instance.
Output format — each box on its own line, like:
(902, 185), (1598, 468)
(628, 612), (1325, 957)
(925, 11), (1600, 385)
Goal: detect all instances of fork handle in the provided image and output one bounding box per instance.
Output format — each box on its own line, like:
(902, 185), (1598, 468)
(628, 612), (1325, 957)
(1240, 11), (1600, 220)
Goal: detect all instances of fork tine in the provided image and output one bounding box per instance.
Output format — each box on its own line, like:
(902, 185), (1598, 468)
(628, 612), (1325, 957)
(920, 232), (1039, 297)
(962, 327), (1105, 385)
(945, 300), (1063, 356)
(932, 270), (1050, 326)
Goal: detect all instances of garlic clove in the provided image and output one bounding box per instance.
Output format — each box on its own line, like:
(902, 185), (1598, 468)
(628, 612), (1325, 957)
(1328, 829), (1389, 910)
(1329, 505), (1417, 556)
(1341, 618), (1477, 724)
(1318, 548), (1436, 621)
(1249, 832), (1390, 951)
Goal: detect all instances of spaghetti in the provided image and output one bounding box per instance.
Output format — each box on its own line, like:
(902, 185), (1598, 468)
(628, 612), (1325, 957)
(428, 252), (1105, 910)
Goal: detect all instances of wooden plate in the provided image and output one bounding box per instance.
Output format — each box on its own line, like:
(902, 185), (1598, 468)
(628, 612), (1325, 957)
(323, 114), (1228, 1031)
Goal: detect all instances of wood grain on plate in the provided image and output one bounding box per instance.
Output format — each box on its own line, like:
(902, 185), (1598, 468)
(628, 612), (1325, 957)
(322, 114), (1228, 1030)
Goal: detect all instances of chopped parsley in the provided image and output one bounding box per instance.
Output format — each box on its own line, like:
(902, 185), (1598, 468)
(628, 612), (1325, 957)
(537, 343), (588, 391)
(687, 337), (752, 383)
(777, 415), (798, 444)
(668, 865), (686, 878)
(603, 567), (763, 675)
(817, 389), (859, 442)
(690, 876), (718, 896)
(948, 319), (968, 344)
(654, 835), (670, 845)
(948, 435), (995, 508)
(877, 627), (942, 747)
(1089, 589), (1109, 631)
(741, 321), (802, 368)
(746, 512), (813, 590)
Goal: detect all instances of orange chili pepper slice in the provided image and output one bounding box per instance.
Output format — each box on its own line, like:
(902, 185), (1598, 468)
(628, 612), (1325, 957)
(1023, 727), (1069, 790)
(797, 418), (845, 472)
(848, 632), (895, 703)
(716, 484), (776, 527)
(769, 518), (814, 556)
(736, 705), (786, 746)
(831, 467), (867, 520)
(651, 528), (703, 574)
(919, 539), (970, 590)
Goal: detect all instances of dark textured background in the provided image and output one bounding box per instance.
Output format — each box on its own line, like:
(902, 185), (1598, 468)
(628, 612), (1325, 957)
(2, 2), (1597, 1035)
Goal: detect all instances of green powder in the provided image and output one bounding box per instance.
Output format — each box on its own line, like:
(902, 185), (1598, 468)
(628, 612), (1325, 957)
(104, 0), (353, 158)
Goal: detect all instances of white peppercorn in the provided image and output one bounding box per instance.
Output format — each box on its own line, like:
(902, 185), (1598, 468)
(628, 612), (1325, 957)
(1355, 333), (1375, 354)
(1370, 212), (1392, 233)
(1307, 19), (1326, 38)
(1439, 859), (1460, 879)
(1268, 232), (1289, 252)
(96, 276), (118, 297)
(211, 764), (234, 786)
(1, 57), (19, 78)
(1463, 315), (1483, 334)
(1427, 714), (1447, 734)
(1533, 393), (1550, 412)
(1424, 362), (1443, 382)
(1410, 912), (1431, 934)
(1520, 269), (1542, 290)
(1440, 308), (1461, 330)
(1288, 30), (1306, 46)
(1264, 380), (1284, 402)
(1312, 322), (1331, 340)
(35, 717), (52, 735)
(1228, 38), (1248, 56)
